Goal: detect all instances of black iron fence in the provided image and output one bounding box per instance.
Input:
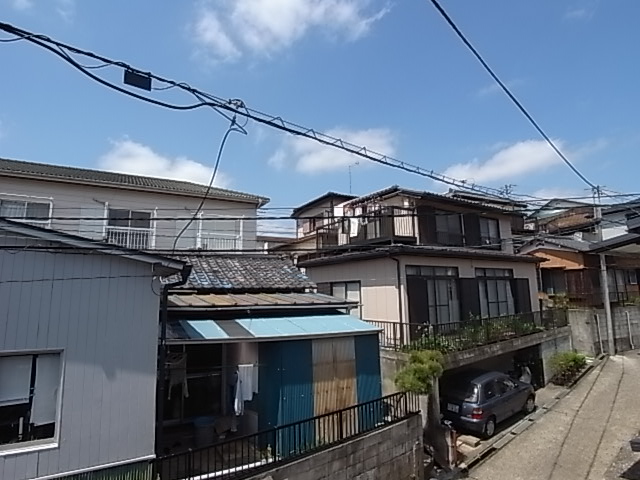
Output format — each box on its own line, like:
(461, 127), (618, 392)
(153, 391), (419, 480)
(370, 309), (568, 353)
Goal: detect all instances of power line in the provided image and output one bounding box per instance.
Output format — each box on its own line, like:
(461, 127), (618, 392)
(0, 21), (524, 198)
(427, 0), (597, 190)
(172, 118), (245, 251)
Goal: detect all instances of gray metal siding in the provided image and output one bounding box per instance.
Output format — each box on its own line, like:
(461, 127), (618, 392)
(0, 241), (160, 480)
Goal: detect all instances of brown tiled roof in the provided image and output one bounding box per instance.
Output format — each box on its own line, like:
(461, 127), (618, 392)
(169, 253), (316, 292)
(168, 292), (354, 309)
(0, 157), (268, 205)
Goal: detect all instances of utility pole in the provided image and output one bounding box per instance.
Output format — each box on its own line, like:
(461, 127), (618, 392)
(594, 185), (615, 355)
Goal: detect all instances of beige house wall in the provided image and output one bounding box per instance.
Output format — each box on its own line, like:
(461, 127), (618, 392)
(304, 255), (539, 324)
(0, 176), (260, 249)
(303, 258), (401, 322)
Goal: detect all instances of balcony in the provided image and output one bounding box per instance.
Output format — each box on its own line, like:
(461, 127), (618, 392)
(316, 206), (417, 249)
(106, 226), (151, 249)
(200, 233), (242, 251)
(368, 309), (568, 354)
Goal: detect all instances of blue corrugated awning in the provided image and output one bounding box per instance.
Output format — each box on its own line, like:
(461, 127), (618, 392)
(167, 314), (379, 343)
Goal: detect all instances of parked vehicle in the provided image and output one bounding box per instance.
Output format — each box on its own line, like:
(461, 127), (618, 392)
(440, 369), (535, 438)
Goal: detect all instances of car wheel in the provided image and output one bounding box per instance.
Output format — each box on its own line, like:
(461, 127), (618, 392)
(483, 417), (496, 439)
(523, 395), (535, 414)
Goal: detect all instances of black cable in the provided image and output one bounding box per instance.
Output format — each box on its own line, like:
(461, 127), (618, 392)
(428, 0), (597, 190)
(172, 118), (245, 251)
(0, 21), (514, 198)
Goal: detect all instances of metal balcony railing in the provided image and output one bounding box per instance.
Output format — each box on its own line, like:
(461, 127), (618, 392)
(368, 309), (568, 353)
(106, 226), (151, 250)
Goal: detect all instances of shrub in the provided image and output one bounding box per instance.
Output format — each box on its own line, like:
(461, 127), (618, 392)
(395, 350), (444, 395)
(550, 351), (587, 385)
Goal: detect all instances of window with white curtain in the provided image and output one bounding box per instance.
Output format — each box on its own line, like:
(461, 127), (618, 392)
(0, 352), (61, 449)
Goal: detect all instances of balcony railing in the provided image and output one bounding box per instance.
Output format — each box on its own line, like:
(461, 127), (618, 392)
(201, 233), (242, 251)
(368, 309), (568, 354)
(106, 226), (151, 250)
(316, 206), (416, 249)
(153, 392), (418, 480)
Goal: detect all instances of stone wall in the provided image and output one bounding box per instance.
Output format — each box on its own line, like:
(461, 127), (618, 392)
(568, 306), (640, 355)
(244, 415), (424, 480)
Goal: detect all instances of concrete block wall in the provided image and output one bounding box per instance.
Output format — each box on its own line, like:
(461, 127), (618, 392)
(244, 415), (424, 480)
(568, 306), (640, 355)
(540, 333), (572, 384)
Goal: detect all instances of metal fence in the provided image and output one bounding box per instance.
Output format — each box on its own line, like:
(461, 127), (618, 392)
(153, 392), (418, 480)
(370, 309), (568, 353)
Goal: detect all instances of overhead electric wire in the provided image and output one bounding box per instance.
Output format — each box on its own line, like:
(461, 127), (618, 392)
(172, 118), (245, 251)
(427, 0), (597, 190)
(0, 20), (527, 199)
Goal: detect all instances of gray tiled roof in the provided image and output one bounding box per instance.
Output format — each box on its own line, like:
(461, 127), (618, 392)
(0, 157), (268, 205)
(170, 253), (316, 292)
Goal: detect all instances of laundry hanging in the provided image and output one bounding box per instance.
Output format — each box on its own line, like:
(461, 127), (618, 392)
(234, 364), (258, 416)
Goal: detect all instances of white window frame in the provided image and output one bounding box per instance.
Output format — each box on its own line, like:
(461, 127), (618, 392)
(197, 214), (244, 251)
(0, 349), (64, 456)
(105, 207), (155, 250)
(329, 281), (362, 318)
(0, 193), (53, 228)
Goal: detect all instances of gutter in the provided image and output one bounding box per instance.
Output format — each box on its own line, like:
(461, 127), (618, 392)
(155, 264), (192, 454)
(390, 256), (405, 344)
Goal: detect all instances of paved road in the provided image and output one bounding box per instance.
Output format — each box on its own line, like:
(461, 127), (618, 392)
(469, 352), (640, 480)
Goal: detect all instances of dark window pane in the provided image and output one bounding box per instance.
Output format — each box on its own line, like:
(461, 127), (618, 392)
(406, 266), (420, 276)
(108, 209), (130, 227)
(25, 202), (50, 220)
(130, 211), (151, 229)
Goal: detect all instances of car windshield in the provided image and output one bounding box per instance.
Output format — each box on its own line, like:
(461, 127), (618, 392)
(444, 381), (479, 403)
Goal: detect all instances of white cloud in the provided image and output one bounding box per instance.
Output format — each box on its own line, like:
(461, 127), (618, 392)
(443, 139), (567, 184)
(98, 139), (231, 188)
(531, 187), (586, 200)
(56, 0), (75, 22)
(191, 0), (389, 62)
(268, 127), (396, 174)
(564, 2), (598, 21)
(9, 0), (75, 21)
(11, 0), (33, 10)
(476, 79), (525, 98)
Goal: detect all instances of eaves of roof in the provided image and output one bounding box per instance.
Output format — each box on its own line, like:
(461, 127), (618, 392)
(299, 244), (541, 267)
(0, 157), (269, 206)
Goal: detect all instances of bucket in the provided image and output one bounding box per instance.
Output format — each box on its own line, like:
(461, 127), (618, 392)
(193, 416), (216, 447)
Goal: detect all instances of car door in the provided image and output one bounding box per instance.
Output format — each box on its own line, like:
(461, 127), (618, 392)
(482, 379), (507, 422)
(496, 376), (520, 417)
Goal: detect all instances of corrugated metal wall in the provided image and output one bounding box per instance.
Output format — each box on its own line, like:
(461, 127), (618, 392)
(257, 340), (313, 429)
(355, 334), (384, 431)
(0, 240), (160, 480)
(354, 334), (383, 403)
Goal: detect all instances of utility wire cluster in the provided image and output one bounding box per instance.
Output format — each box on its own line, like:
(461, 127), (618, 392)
(0, 21), (561, 200)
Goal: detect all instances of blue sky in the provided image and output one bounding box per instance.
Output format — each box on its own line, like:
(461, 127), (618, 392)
(1, 0), (640, 232)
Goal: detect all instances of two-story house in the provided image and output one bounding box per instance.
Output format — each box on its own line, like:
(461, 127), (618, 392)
(293, 186), (540, 328)
(0, 157), (268, 251)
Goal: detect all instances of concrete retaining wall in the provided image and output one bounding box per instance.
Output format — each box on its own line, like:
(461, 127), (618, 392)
(540, 333), (572, 384)
(568, 306), (640, 355)
(244, 415), (424, 480)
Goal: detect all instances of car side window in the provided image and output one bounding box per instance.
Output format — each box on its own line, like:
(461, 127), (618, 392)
(497, 378), (516, 394)
(484, 381), (497, 400)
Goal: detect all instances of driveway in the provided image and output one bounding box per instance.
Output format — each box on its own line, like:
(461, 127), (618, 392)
(469, 351), (640, 480)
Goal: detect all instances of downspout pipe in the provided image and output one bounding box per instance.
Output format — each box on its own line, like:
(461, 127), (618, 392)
(156, 264), (192, 455)
(390, 256), (404, 345)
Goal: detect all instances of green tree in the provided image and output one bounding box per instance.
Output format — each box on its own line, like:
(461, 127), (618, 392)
(394, 350), (444, 394)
